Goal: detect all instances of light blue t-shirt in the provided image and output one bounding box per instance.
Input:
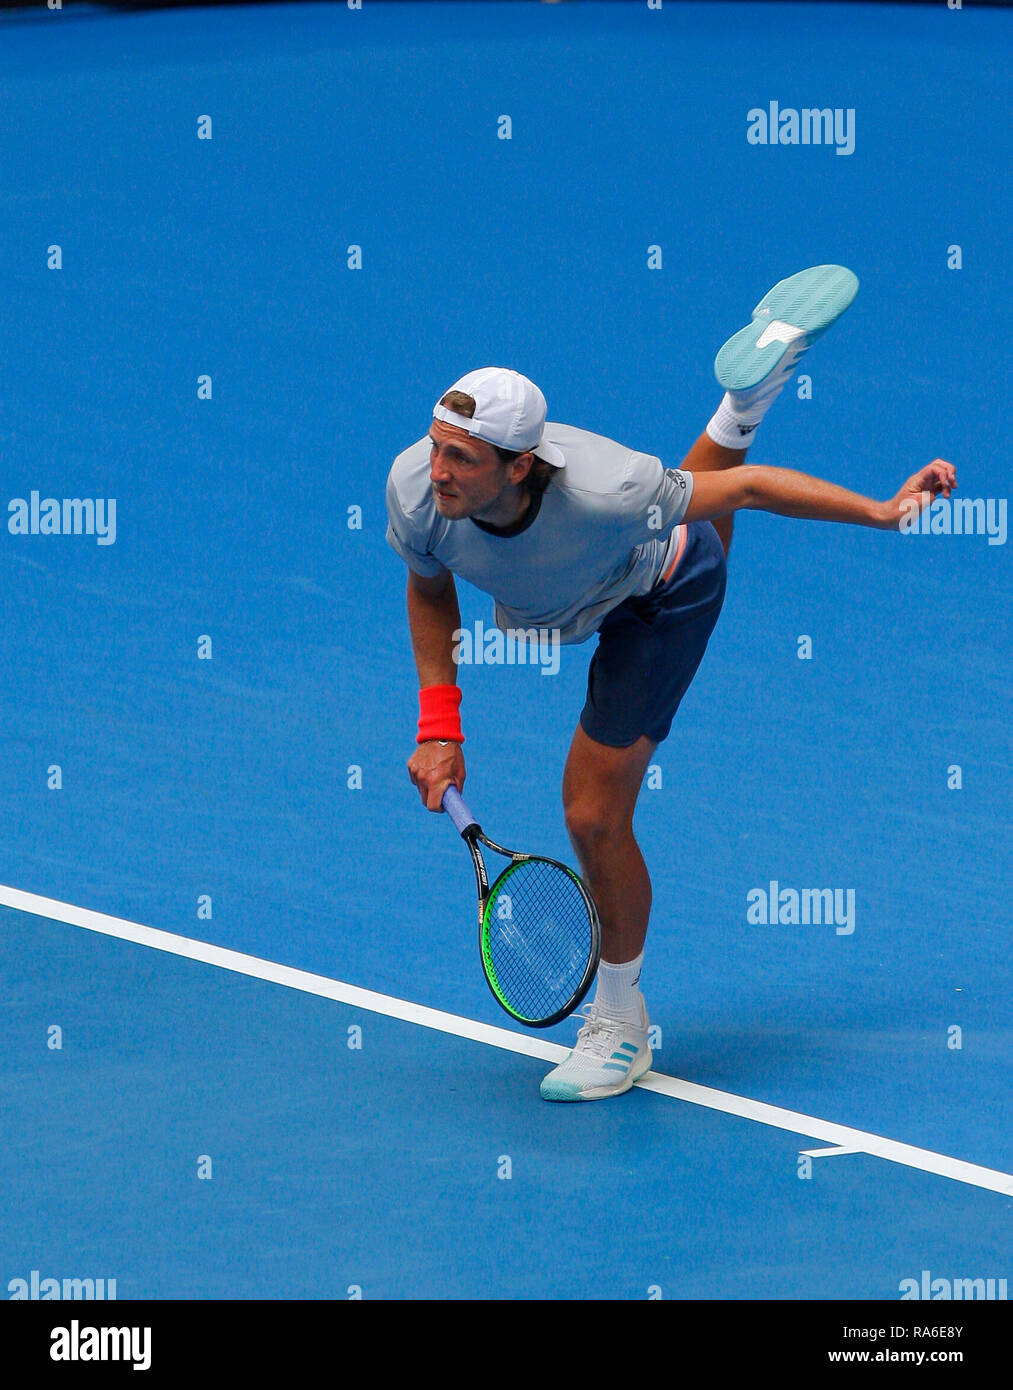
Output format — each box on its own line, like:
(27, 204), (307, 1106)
(385, 421), (694, 645)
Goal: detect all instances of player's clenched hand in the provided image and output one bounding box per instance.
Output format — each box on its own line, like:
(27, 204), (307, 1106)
(882, 458), (957, 529)
(408, 740), (466, 812)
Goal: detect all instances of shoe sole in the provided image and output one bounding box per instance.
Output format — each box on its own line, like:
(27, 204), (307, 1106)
(714, 264), (859, 392)
(539, 1048), (653, 1103)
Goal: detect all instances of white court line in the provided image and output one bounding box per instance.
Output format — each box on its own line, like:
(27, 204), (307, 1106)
(3, 881), (1012, 1199)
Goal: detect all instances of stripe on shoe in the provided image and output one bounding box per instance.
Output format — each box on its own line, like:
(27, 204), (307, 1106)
(602, 1044), (641, 1073)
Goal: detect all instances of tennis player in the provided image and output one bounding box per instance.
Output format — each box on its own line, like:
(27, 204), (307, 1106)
(386, 265), (956, 1102)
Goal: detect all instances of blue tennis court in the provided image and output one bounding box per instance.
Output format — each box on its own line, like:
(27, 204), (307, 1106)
(1, 0), (1010, 1331)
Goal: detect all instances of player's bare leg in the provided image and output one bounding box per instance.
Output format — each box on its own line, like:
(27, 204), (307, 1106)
(541, 726), (657, 1101)
(677, 434), (749, 557)
(561, 724), (656, 965)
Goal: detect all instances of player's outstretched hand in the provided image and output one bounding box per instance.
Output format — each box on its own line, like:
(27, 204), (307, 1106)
(408, 740), (466, 812)
(882, 458), (957, 529)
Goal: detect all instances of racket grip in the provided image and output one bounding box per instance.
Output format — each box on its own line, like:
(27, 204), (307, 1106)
(442, 785), (479, 837)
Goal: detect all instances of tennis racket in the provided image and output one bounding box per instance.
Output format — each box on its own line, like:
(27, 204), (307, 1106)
(442, 784), (602, 1028)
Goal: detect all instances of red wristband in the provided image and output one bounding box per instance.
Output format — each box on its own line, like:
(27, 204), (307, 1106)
(417, 684), (464, 745)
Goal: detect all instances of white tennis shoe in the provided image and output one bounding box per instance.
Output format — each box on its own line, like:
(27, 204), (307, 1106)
(540, 995), (652, 1102)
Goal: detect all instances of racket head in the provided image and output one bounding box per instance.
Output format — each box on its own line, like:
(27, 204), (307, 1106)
(479, 855), (602, 1028)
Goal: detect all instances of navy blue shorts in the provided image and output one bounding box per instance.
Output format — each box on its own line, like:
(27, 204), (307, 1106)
(579, 521), (727, 748)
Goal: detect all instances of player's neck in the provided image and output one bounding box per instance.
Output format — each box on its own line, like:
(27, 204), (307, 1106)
(472, 484), (531, 532)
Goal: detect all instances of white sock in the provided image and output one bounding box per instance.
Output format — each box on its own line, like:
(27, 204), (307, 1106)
(705, 392), (764, 450)
(594, 952), (644, 1022)
(706, 338), (808, 450)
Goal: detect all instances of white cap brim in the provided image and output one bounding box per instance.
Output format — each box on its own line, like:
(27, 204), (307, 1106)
(533, 437), (565, 468)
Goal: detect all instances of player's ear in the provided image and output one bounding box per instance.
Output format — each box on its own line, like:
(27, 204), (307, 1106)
(507, 451), (535, 485)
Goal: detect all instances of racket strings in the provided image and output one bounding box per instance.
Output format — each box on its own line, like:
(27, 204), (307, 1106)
(484, 859), (595, 1022)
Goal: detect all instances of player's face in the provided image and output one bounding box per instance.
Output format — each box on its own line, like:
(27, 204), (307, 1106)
(427, 419), (513, 520)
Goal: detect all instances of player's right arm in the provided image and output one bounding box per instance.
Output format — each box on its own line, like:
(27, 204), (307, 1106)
(407, 567), (460, 685)
(405, 567), (467, 812)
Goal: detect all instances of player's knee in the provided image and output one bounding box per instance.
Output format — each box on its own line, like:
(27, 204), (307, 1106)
(563, 795), (626, 857)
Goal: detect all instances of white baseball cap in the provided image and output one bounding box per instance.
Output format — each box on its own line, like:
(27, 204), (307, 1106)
(432, 367), (565, 468)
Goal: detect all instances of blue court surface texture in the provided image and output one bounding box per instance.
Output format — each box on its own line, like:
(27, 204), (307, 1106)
(1, 0), (1011, 1314)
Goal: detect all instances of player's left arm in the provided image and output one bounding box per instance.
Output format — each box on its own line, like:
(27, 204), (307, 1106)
(683, 458), (957, 530)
